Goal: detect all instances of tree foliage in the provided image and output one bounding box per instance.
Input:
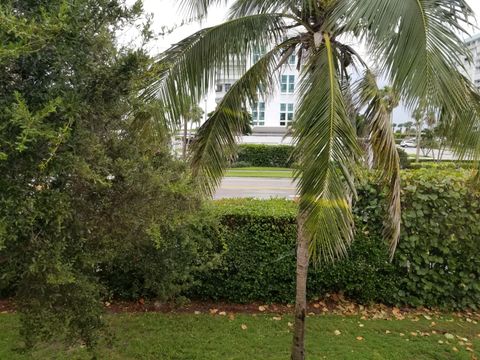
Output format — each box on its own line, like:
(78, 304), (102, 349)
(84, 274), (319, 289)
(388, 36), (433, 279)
(0, 0), (213, 352)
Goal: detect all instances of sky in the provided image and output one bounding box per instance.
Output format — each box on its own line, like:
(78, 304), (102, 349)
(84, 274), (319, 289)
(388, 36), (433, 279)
(128, 0), (480, 123)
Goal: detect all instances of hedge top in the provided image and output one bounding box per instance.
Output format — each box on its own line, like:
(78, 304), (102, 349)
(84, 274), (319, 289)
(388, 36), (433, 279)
(211, 198), (297, 218)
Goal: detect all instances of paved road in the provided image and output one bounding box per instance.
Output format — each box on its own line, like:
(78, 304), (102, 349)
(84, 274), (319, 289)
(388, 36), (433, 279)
(215, 177), (297, 199)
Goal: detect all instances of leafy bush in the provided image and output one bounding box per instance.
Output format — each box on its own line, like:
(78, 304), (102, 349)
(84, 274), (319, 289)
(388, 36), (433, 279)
(407, 161), (475, 170)
(395, 170), (480, 309)
(397, 147), (410, 169)
(234, 144), (410, 170)
(191, 169), (480, 309)
(0, 0), (216, 350)
(190, 199), (397, 304)
(234, 144), (294, 168)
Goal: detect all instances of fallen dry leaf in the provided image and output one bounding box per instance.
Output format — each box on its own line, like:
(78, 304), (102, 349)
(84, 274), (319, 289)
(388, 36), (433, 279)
(194, 311), (201, 315)
(452, 347), (459, 352)
(219, 311), (227, 316)
(209, 308), (218, 315)
(228, 314), (235, 321)
(288, 322), (293, 327)
(385, 330), (391, 334)
(241, 324), (248, 330)
(410, 332), (418, 337)
(392, 307), (404, 320)
(438, 340), (444, 344)
(445, 333), (455, 340)
(272, 316), (282, 321)
(356, 336), (364, 341)
(258, 306), (267, 312)
(399, 333), (405, 337)
(334, 330), (341, 336)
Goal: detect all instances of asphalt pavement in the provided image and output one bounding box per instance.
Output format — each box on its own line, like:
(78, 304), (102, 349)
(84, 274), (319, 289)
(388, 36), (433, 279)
(215, 177), (297, 199)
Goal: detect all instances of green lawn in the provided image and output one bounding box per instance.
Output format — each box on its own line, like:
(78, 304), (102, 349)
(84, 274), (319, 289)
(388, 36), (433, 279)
(0, 313), (478, 359)
(226, 167), (294, 178)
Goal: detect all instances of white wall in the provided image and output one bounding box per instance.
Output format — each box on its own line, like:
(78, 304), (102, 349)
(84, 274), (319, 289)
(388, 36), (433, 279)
(215, 49), (300, 129)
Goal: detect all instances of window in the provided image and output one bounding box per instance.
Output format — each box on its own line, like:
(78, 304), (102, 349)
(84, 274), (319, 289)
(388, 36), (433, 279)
(224, 83), (231, 92)
(281, 75), (295, 93)
(251, 102), (265, 126)
(288, 53), (296, 65)
(252, 47), (266, 64)
(280, 103), (294, 126)
(215, 84), (222, 92)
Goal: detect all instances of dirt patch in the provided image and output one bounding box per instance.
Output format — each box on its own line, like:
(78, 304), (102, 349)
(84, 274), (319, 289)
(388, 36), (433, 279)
(0, 299), (15, 313)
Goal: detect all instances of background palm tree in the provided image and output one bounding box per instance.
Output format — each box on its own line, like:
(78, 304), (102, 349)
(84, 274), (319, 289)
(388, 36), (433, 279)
(180, 97), (204, 159)
(404, 121), (414, 135)
(413, 106), (425, 162)
(145, 1), (480, 358)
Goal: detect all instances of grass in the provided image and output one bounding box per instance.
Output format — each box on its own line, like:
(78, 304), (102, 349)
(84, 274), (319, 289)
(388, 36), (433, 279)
(0, 313), (479, 359)
(226, 167), (294, 178)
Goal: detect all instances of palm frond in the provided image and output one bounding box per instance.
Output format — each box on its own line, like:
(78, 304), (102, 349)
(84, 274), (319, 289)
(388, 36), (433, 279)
(228, 0), (292, 18)
(293, 33), (361, 264)
(144, 14), (286, 122)
(356, 71), (401, 258)
(443, 86), (480, 161)
(190, 40), (296, 196)
(178, 0), (227, 19)
(334, 0), (474, 112)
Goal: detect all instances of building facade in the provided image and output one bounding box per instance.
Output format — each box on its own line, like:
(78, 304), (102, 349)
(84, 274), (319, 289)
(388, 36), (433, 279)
(465, 34), (480, 88)
(214, 48), (300, 136)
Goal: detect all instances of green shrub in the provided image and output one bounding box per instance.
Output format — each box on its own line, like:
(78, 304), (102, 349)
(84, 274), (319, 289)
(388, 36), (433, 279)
(190, 199), (398, 304)
(407, 161), (475, 170)
(191, 169), (480, 309)
(397, 147), (410, 169)
(395, 169), (480, 309)
(234, 144), (294, 168)
(234, 144), (411, 170)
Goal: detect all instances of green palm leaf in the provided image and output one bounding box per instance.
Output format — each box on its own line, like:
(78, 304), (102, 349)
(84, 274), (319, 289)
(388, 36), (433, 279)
(190, 40), (297, 196)
(334, 0), (474, 111)
(144, 13), (286, 121)
(293, 33), (361, 263)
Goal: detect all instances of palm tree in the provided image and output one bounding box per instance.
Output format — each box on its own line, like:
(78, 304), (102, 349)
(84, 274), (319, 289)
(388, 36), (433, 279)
(180, 96), (204, 159)
(413, 106), (425, 162)
(397, 123), (404, 134)
(145, 1), (479, 359)
(404, 121), (414, 135)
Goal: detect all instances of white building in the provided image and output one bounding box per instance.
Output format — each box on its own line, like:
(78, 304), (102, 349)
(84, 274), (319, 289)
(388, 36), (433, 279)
(464, 34), (480, 88)
(214, 47), (300, 140)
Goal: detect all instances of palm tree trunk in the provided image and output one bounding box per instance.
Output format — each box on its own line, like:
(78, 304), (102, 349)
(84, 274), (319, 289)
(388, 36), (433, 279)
(415, 124), (421, 163)
(182, 117), (188, 160)
(291, 212), (309, 360)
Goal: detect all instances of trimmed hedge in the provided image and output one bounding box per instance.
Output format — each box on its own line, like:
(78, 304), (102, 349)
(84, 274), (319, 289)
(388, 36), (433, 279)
(234, 144), (294, 168)
(233, 144), (412, 169)
(191, 169), (480, 309)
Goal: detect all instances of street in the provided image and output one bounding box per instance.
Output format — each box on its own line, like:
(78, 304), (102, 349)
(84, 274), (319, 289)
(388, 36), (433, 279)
(215, 177), (297, 199)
